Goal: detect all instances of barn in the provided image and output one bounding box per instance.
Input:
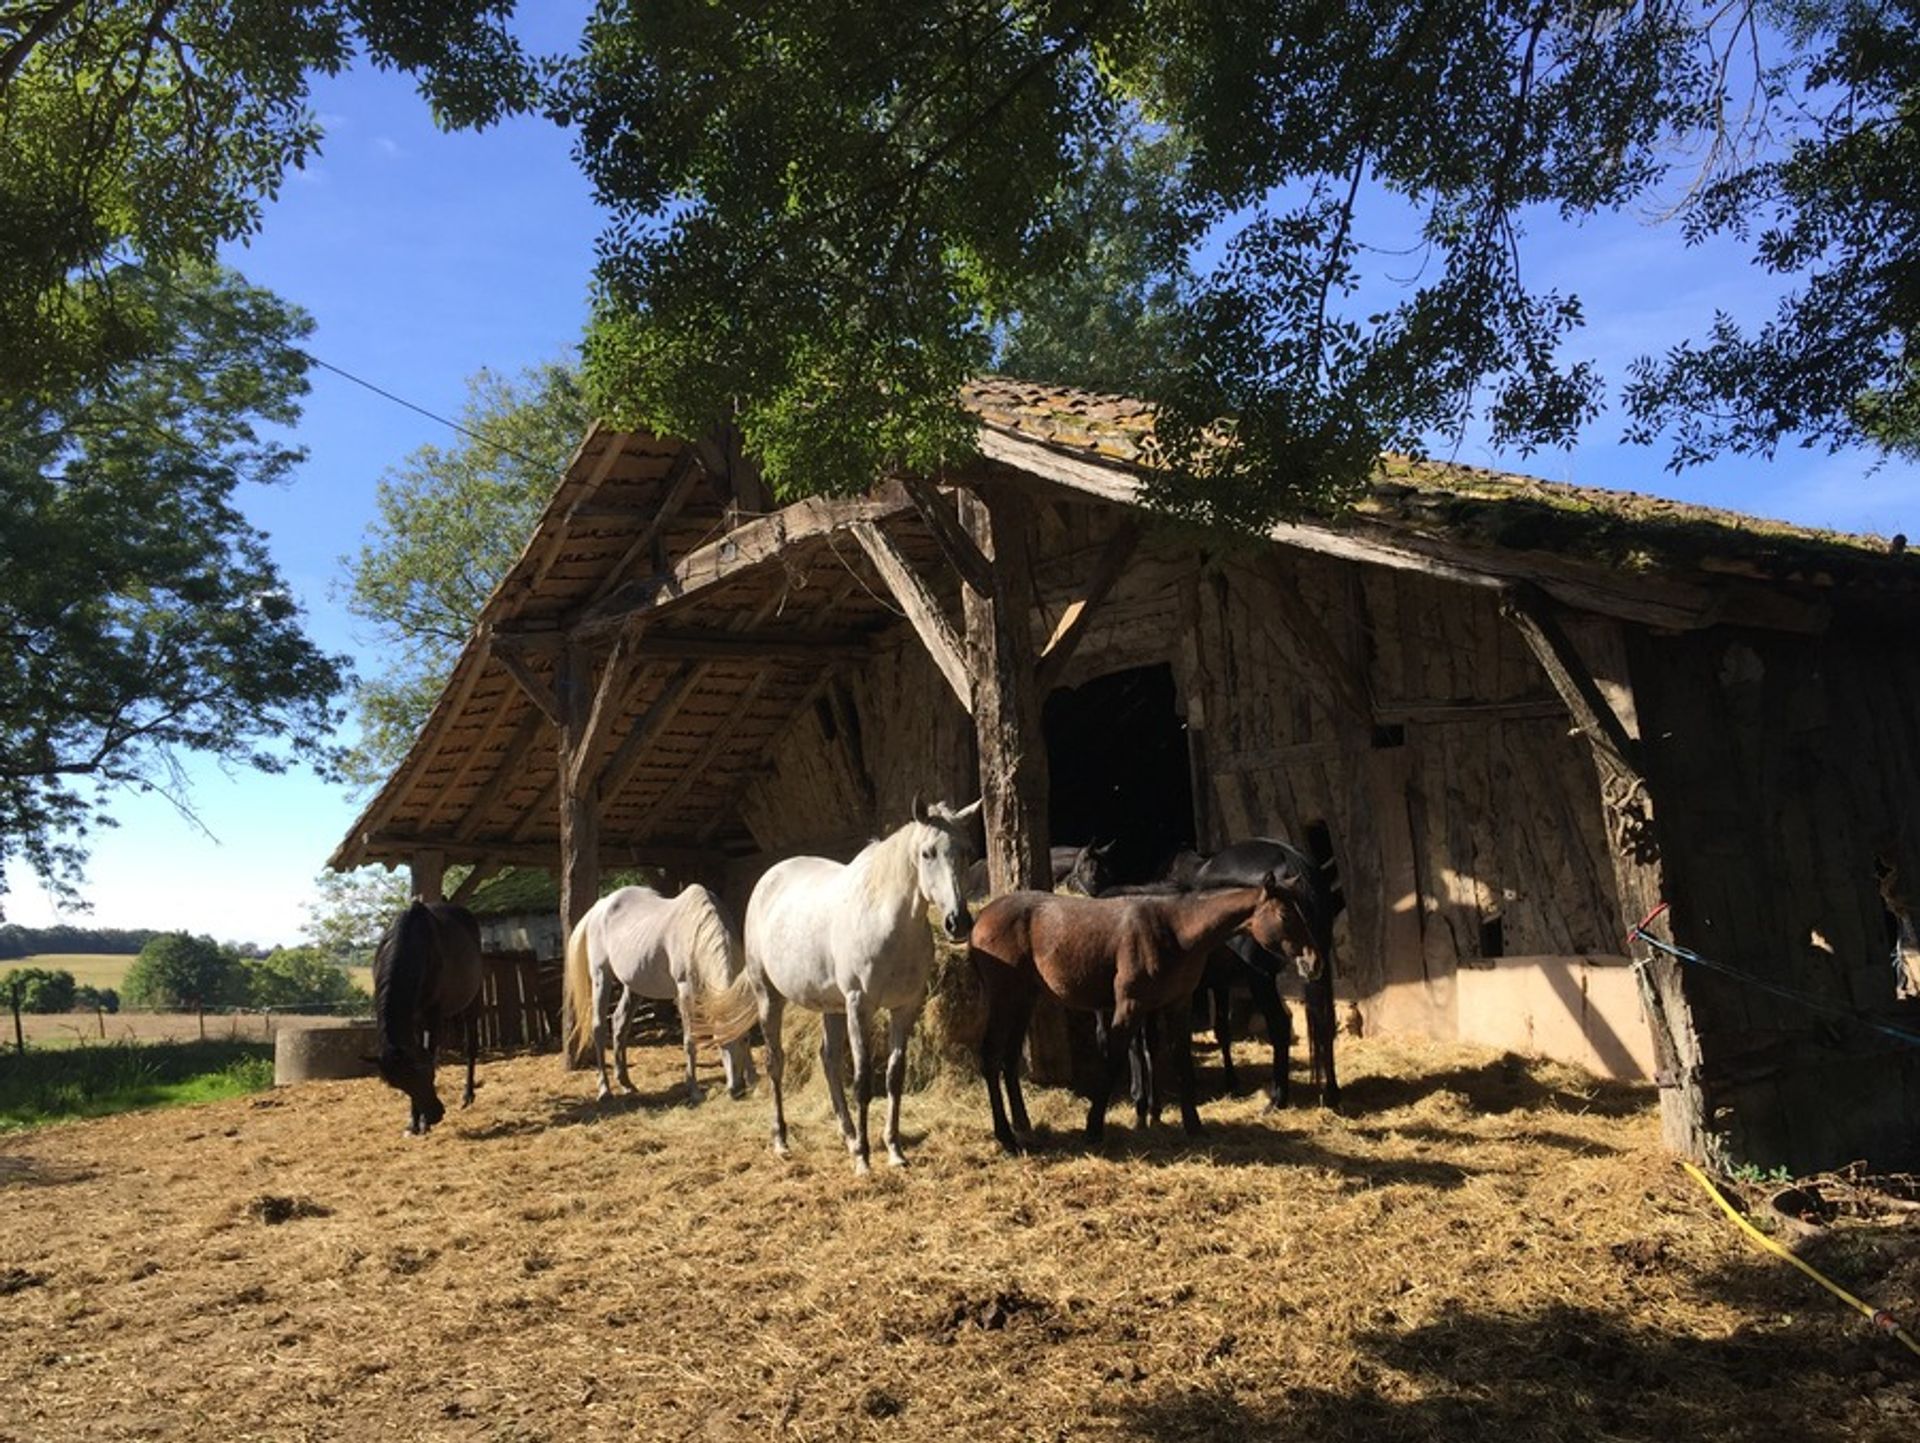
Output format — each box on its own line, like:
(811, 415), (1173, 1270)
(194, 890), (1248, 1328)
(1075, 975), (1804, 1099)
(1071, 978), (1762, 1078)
(329, 378), (1920, 1174)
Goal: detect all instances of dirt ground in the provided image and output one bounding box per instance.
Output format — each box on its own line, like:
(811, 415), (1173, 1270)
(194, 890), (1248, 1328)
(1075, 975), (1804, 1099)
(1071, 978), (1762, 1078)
(2, 1032), (1916, 1442)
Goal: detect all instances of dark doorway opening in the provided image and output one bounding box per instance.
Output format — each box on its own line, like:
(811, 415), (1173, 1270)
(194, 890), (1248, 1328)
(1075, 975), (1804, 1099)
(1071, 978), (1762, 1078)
(1043, 663), (1195, 883)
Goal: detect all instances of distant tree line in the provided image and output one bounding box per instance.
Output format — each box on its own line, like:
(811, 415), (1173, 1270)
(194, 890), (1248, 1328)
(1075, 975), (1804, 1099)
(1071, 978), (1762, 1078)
(0, 924), (160, 959)
(2, 934), (366, 1014)
(118, 934), (367, 1012)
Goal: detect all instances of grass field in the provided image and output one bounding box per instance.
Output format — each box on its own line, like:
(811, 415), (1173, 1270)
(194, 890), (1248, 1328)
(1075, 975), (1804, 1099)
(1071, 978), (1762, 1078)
(1, 952), (137, 989)
(1, 1031), (1914, 1441)
(0, 1039), (273, 1131)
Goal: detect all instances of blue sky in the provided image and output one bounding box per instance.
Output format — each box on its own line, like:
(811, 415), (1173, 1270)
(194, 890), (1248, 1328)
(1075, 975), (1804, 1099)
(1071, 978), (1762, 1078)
(9, 38), (1918, 946)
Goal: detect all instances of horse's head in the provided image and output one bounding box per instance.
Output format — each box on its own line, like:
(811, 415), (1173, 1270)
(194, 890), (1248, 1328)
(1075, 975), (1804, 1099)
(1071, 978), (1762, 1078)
(376, 1044), (444, 1128)
(1246, 867), (1328, 982)
(718, 1036), (754, 1099)
(909, 793), (981, 940)
(1063, 838), (1118, 897)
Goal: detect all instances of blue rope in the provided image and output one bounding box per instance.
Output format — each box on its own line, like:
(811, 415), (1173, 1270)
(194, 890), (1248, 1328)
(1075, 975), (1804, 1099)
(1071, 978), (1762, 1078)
(1631, 927), (1920, 1050)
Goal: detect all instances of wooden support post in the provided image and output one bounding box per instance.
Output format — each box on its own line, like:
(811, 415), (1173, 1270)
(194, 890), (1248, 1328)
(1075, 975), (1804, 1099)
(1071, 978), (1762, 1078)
(554, 643), (602, 1068)
(1501, 594), (1710, 1158)
(959, 485), (1072, 1085)
(410, 849), (446, 904)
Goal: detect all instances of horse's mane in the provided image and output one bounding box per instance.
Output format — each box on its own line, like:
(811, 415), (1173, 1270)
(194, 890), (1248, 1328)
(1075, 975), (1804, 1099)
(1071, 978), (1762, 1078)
(673, 884), (743, 994)
(374, 901), (434, 1052)
(850, 819), (921, 910)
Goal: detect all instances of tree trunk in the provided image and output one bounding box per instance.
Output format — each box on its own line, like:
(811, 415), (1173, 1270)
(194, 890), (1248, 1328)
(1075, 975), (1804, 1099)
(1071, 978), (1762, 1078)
(958, 485), (1072, 1083)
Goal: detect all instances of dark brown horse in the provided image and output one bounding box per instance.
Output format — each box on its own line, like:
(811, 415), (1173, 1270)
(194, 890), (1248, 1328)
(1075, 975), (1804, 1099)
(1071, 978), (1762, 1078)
(372, 900), (483, 1135)
(968, 874), (1321, 1153)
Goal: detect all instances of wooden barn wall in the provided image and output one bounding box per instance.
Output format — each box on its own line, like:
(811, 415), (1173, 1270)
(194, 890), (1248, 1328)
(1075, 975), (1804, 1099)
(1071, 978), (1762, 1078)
(1177, 553), (1632, 1046)
(1629, 623), (1920, 1171)
(1019, 496), (1640, 1072)
(728, 635), (976, 904)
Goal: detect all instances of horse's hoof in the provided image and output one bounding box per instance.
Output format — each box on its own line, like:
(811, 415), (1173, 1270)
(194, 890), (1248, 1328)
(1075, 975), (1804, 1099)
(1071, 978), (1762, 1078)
(772, 1139), (791, 1160)
(887, 1148), (909, 1168)
(595, 1086), (613, 1104)
(853, 1156), (872, 1178)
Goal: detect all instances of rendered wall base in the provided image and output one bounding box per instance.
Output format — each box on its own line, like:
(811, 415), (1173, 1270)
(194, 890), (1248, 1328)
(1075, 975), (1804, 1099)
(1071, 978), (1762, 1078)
(1452, 955), (1655, 1081)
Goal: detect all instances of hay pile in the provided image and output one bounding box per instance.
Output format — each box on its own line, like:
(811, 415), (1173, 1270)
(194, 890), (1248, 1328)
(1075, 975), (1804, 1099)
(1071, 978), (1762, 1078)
(1, 1031), (1915, 1442)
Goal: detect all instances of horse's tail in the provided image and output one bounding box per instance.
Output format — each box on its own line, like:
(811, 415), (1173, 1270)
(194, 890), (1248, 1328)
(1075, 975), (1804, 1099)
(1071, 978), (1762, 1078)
(563, 908), (596, 1061)
(687, 971), (759, 1048)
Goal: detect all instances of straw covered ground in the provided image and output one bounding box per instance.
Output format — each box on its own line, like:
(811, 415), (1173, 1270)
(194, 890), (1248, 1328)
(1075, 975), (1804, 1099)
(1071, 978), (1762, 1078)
(2, 1030), (1916, 1442)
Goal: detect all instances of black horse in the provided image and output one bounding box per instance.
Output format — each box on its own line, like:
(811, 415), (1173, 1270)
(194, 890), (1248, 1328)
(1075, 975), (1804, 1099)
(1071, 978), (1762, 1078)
(963, 842), (1110, 904)
(372, 900), (484, 1134)
(1192, 839), (1341, 1109)
(1094, 838), (1342, 1111)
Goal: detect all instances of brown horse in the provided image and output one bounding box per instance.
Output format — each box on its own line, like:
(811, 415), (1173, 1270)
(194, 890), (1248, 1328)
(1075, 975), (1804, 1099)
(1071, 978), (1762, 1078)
(968, 872), (1321, 1153)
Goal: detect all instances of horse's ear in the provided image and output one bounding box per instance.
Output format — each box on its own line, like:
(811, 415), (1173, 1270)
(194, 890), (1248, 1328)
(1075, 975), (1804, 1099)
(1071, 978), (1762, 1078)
(952, 797), (983, 823)
(1260, 868), (1283, 897)
(910, 792), (929, 825)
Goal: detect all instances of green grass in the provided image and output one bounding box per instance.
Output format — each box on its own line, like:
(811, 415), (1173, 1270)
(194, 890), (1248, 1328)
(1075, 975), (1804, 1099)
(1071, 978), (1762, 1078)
(0, 1040), (274, 1131)
(2, 953), (136, 989)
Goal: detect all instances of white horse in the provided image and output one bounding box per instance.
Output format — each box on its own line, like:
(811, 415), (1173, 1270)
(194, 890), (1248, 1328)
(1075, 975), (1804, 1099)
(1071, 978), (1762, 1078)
(699, 796), (979, 1174)
(563, 884), (755, 1105)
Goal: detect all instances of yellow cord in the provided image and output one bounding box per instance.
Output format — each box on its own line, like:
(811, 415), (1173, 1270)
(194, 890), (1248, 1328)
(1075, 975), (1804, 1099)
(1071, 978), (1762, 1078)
(1680, 1160), (1920, 1360)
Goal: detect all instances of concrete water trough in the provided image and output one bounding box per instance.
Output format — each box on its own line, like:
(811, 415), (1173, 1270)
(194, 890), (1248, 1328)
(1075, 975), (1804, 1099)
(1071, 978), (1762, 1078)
(274, 1021), (380, 1086)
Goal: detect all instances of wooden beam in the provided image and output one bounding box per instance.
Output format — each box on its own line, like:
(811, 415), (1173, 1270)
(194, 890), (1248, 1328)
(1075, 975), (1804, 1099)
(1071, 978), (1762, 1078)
(329, 638), (495, 869)
(524, 430), (628, 594)
(554, 643), (602, 1067)
(369, 837), (732, 871)
(497, 624), (870, 663)
(453, 707), (548, 844)
(409, 849), (446, 904)
(586, 446), (707, 606)
(1375, 696), (1569, 725)
(1499, 583), (1644, 779)
(449, 860), (503, 906)
(413, 662), (519, 835)
(572, 488), (912, 642)
(974, 424), (1829, 636)
(690, 571), (874, 846)
(630, 672), (776, 834)
(494, 648), (563, 729)
(901, 473), (994, 594)
(592, 662), (708, 807)
(851, 520), (972, 711)
(1035, 520), (1141, 693)
(565, 627), (642, 797)
(694, 422), (774, 516)
(960, 485), (1051, 894)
